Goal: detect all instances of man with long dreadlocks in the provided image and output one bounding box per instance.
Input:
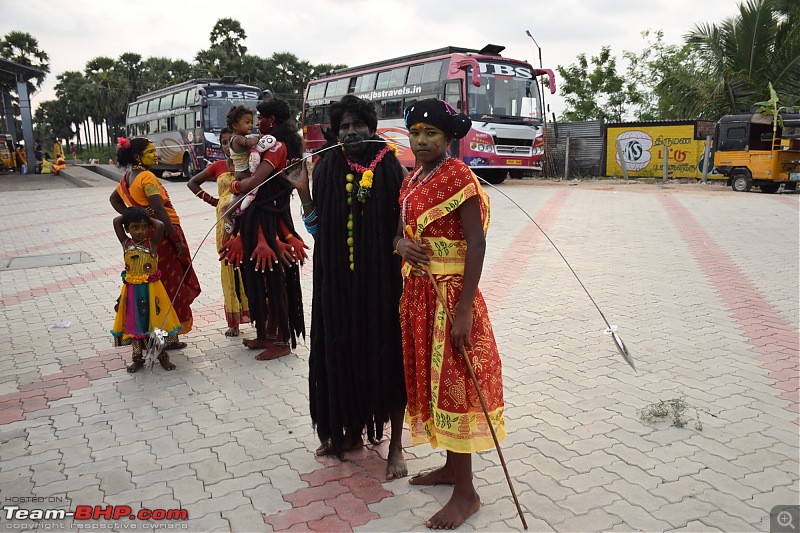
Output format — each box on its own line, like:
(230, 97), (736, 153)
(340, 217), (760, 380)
(283, 95), (408, 479)
(220, 97), (306, 361)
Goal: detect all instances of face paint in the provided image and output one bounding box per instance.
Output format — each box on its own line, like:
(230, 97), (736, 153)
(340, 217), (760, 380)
(408, 122), (450, 167)
(338, 112), (373, 157)
(140, 143), (157, 167)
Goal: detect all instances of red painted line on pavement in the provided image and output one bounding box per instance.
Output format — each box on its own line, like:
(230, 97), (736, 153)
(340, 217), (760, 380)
(482, 188), (572, 313)
(659, 195), (799, 422)
(0, 298), (229, 425)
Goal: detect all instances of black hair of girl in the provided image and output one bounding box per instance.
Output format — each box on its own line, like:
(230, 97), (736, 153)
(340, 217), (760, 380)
(220, 126), (233, 136)
(226, 105), (254, 130)
(116, 137), (152, 167)
(121, 206), (151, 229)
(329, 94), (378, 133)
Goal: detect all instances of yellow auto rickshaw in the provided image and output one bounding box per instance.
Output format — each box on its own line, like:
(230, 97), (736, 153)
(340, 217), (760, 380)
(0, 134), (15, 172)
(713, 112), (800, 193)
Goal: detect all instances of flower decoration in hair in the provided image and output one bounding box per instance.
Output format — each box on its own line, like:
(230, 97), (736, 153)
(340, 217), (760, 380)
(117, 137), (131, 150)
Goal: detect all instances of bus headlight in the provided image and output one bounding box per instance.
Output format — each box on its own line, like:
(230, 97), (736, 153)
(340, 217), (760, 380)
(470, 142), (494, 153)
(533, 146), (544, 156)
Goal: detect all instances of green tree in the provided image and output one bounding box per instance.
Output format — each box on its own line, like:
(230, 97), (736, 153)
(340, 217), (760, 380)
(557, 46), (643, 121)
(0, 30), (50, 94)
(209, 18), (247, 59)
(83, 57), (127, 147)
(55, 70), (89, 149)
(677, 0), (800, 118)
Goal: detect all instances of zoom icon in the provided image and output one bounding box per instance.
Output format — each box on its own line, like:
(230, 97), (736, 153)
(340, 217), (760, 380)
(772, 505), (799, 532)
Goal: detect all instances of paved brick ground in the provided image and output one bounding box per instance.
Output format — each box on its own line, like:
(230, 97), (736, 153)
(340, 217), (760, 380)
(0, 170), (798, 532)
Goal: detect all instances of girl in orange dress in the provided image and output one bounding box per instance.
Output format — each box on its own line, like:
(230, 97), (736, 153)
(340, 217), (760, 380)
(394, 99), (505, 530)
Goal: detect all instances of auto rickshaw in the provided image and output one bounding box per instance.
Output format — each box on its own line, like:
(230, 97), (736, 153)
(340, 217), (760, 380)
(0, 134), (15, 172)
(713, 112), (800, 192)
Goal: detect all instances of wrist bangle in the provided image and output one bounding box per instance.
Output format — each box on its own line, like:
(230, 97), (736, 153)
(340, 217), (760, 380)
(301, 199), (314, 207)
(194, 189), (204, 197)
(393, 238), (403, 255)
(230, 181), (241, 194)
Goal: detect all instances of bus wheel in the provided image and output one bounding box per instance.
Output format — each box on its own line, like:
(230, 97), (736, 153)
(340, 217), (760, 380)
(477, 170), (507, 185)
(731, 170), (752, 192)
(181, 155), (195, 179)
(759, 182), (780, 194)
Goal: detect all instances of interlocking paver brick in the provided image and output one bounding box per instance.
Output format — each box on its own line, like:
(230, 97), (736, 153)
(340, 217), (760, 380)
(2, 179), (798, 531)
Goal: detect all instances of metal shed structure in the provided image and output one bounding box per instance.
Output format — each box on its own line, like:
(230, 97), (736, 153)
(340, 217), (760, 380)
(0, 57), (46, 168)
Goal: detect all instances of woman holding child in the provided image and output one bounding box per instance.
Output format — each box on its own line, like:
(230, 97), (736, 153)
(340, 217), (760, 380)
(219, 96), (306, 361)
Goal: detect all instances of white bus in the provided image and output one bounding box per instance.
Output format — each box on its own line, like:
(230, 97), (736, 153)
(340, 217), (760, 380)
(125, 77), (263, 177)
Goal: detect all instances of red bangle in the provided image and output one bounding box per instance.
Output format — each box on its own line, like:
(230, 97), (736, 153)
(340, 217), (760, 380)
(230, 181), (241, 194)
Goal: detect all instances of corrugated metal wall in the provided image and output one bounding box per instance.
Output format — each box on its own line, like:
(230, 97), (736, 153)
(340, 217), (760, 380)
(544, 120), (606, 178)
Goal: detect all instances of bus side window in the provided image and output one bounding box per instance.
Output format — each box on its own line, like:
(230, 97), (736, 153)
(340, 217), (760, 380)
(173, 91), (187, 108)
(383, 99), (402, 118)
(407, 64), (424, 85)
(444, 81), (462, 111)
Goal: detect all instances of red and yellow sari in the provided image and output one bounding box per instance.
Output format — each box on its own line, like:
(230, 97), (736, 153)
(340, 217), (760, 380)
(399, 157), (505, 453)
(116, 170), (201, 334)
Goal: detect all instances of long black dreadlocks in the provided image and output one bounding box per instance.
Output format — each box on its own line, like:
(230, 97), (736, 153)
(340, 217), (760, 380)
(309, 132), (407, 456)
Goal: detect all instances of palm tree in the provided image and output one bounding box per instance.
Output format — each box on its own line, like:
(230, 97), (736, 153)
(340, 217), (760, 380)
(55, 70), (89, 150)
(209, 18), (247, 59)
(83, 57), (127, 147)
(0, 30), (50, 95)
(679, 0), (799, 118)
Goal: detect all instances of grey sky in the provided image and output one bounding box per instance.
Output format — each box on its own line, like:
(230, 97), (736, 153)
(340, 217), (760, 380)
(4, 0), (739, 117)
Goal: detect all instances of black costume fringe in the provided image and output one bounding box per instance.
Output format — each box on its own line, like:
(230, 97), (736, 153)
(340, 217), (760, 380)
(239, 122), (305, 347)
(309, 137), (407, 455)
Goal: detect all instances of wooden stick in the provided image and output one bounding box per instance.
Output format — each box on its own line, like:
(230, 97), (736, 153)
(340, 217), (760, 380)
(421, 263), (528, 530)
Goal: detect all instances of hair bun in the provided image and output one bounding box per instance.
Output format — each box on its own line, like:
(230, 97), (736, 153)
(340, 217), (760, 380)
(449, 114), (472, 139)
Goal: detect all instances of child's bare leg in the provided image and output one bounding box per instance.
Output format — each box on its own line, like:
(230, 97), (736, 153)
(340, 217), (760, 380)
(425, 452), (480, 530)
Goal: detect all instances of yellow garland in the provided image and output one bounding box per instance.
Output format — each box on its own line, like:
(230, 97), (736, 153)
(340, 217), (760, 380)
(124, 273), (151, 285)
(359, 169), (374, 188)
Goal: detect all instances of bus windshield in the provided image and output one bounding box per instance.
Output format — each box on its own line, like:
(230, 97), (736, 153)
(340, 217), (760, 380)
(204, 98), (259, 131)
(467, 62), (542, 125)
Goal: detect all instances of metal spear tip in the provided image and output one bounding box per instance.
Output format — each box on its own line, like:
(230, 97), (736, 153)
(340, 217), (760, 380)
(612, 331), (636, 372)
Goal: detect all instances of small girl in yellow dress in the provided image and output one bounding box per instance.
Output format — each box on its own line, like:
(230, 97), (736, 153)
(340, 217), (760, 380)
(111, 207), (182, 373)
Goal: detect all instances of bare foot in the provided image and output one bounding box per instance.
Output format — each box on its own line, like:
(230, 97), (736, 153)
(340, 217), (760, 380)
(409, 464), (456, 486)
(243, 337), (271, 349)
(386, 446), (408, 480)
(127, 360), (144, 373)
(225, 327), (240, 337)
(255, 343), (291, 361)
(159, 358), (176, 371)
(426, 491), (481, 530)
(315, 434), (364, 456)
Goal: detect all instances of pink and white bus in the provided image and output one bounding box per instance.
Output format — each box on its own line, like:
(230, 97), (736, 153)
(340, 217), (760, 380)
(302, 45), (555, 183)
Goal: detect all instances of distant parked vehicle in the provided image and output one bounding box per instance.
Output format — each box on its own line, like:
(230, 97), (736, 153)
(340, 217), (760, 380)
(713, 112), (800, 193)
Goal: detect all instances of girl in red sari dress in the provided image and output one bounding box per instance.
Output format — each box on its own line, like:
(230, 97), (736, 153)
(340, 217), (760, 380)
(109, 137), (201, 354)
(394, 99), (505, 530)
